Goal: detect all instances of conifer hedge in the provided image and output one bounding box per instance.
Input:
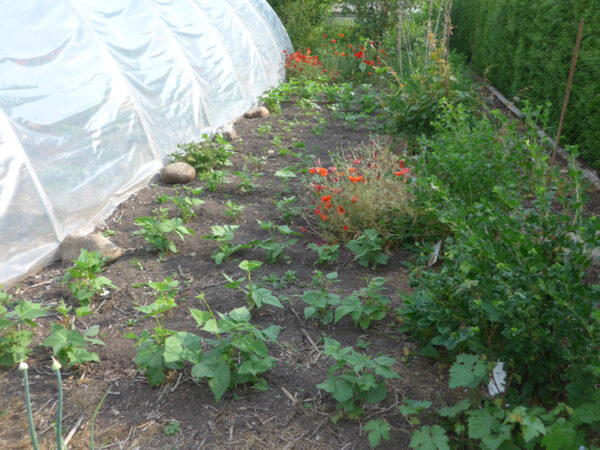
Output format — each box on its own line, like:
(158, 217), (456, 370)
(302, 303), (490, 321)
(451, 0), (600, 169)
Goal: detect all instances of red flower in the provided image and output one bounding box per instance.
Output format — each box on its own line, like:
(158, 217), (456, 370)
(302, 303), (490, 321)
(354, 159), (361, 165)
(348, 175), (363, 183)
(348, 167), (356, 173)
(323, 34), (327, 38)
(321, 195), (332, 203)
(337, 205), (346, 215)
(339, 33), (344, 38)
(343, 225), (349, 231)
(351, 196), (358, 203)
(394, 168), (409, 177)
(320, 213), (328, 221)
(331, 39), (337, 43)
(301, 226), (307, 233)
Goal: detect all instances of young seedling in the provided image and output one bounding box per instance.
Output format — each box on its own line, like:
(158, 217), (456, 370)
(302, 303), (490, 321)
(62, 249), (116, 311)
(41, 323), (105, 367)
(203, 225), (250, 264)
(254, 220), (300, 263)
(273, 196), (301, 224)
(190, 299), (280, 401)
(274, 168), (297, 194)
(223, 260), (283, 309)
(308, 243), (340, 266)
(346, 229), (389, 270)
(133, 208), (194, 260)
(316, 337), (399, 422)
(126, 277), (203, 385)
(0, 295), (50, 366)
(335, 277), (390, 329)
(224, 197), (245, 221)
(300, 271), (341, 325)
(200, 169), (230, 192)
(234, 166), (261, 193)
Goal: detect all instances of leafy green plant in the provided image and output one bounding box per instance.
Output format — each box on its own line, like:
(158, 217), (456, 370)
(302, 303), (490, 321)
(256, 124), (272, 135)
(164, 420), (180, 436)
(261, 270), (299, 290)
(316, 337), (399, 422)
(401, 353), (600, 449)
(42, 324), (104, 367)
(203, 225), (250, 264)
(364, 418), (392, 448)
(168, 186), (205, 222)
(335, 277), (389, 329)
(234, 166), (261, 193)
(200, 169), (230, 192)
(273, 196), (301, 224)
(126, 277), (203, 385)
(274, 168), (297, 194)
(0, 296), (50, 366)
(133, 208), (194, 260)
(300, 271), (340, 325)
(308, 243), (340, 266)
(170, 134), (233, 173)
(62, 249), (116, 311)
(254, 220), (300, 263)
(223, 260), (283, 310)
(224, 198), (245, 220)
(346, 229), (389, 270)
(190, 301), (280, 402)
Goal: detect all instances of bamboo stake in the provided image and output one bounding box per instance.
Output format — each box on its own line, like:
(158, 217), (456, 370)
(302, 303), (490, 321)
(553, 18), (584, 163)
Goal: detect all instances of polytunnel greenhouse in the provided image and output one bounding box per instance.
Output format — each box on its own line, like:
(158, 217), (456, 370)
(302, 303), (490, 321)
(0, 0), (292, 286)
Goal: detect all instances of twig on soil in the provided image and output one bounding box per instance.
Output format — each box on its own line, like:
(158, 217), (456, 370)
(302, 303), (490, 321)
(229, 423), (234, 442)
(63, 415), (84, 445)
(290, 306), (304, 326)
(363, 393), (400, 421)
(300, 328), (321, 356)
(280, 387), (299, 405)
(21, 279), (54, 292)
(170, 373), (185, 392)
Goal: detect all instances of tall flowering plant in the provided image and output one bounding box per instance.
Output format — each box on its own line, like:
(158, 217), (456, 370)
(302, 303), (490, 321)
(304, 141), (413, 243)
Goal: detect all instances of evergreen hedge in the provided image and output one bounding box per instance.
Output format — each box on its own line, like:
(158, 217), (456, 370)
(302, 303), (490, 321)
(451, 0), (600, 169)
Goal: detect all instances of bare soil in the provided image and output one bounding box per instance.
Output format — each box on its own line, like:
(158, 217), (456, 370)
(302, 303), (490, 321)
(1, 101), (456, 449)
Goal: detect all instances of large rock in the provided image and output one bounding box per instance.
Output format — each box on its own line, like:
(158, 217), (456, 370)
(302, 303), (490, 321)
(216, 124), (237, 142)
(160, 162), (196, 184)
(243, 106), (269, 119)
(61, 233), (123, 263)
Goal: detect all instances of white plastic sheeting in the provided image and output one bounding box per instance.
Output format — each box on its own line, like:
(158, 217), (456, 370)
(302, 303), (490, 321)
(0, 0), (292, 286)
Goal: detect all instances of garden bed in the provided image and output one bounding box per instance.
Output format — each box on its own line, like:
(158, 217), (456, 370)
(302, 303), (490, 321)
(0, 101), (458, 449)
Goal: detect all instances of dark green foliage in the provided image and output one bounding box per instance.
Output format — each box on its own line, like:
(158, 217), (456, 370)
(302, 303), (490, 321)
(266, 0), (336, 50)
(399, 102), (600, 401)
(452, 0), (600, 168)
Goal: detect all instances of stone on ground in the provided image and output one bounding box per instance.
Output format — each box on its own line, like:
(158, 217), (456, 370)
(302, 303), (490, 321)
(160, 162), (196, 184)
(244, 106), (269, 119)
(61, 233), (123, 263)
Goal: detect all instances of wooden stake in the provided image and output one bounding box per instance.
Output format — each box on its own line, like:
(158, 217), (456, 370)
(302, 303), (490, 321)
(553, 18), (584, 163)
